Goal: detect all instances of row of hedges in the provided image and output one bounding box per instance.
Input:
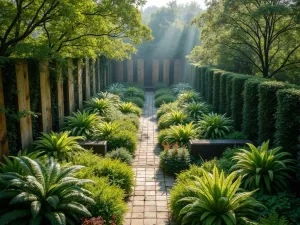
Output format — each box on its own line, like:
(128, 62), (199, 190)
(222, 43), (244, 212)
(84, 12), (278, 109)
(196, 67), (300, 154)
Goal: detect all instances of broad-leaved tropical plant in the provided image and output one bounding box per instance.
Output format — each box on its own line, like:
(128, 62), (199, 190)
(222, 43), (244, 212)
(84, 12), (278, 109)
(232, 141), (295, 194)
(183, 102), (210, 120)
(0, 157), (94, 225)
(158, 110), (188, 129)
(164, 123), (198, 146)
(96, 122), (120, 139)
(84, 98), (114, 116)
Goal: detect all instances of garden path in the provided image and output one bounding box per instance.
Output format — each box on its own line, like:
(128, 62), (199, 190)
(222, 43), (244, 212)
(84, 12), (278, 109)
(125, 91), (175, 225)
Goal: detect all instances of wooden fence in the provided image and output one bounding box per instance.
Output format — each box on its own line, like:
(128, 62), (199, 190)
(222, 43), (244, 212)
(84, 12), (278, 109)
(112, 58), (197, 88)
(0, 57), (111, 160)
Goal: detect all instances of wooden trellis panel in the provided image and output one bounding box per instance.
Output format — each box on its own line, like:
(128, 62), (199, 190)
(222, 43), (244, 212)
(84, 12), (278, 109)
(137, 59), (144, 86)
(163, 59), (170, 85)
(56, 63), (64, 128)
(15, 61), (33, 149)
(67, 59), (75, 114)
(152, 60), (159, 86)
(116, 61), (123, 82)
(78, 60), (83, 109)
(85, 58), (90, 100)
(174, 59), (182, 84)
(0, 68), (8, 161)
(127, 60), (133, 83)
(40, 61), (52, 132)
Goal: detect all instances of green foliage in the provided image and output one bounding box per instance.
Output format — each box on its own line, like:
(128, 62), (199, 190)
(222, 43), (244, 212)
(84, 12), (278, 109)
(154, 82), (168, 91)
(96, 121), (120, 139)
(154, 88), (173, 99)
(0, 157), (94, 225)
(106, 148), (133, 165)
(97, 92), (121, 106)
(217, 147), (242, 175)
(259, 211), (290, 225)
(232, 141), (295, 194)
(177, 90), (201, 104)
(119, 102), (142, 116)
(174, 166), (262, 225)
(226, 74), (235, 117)
(231, 75), (250, 130)
(106, 83), (125, 95)
(183, 101), (211, 120)
(212, 69), (222, 112)
(155, 94), (175, 107)
(33, 131), (85, 161)
(219, 72), (230, 114)
(200, 67), (209, 97)
(206, 69), (214, 103)
(156, 102), (179, 119)
(198, 113), (234, 139)
(172, 83), (193, 96)
(275, 88), (300, 153)
(158, 110), (188, 129)
(63, 111), (101, 139)
(84, 98), (115, 116)
(223, 131), (248, 140)
(123, 87), (145, 100)
(242, 78), (264, 141)
(159, 146), (191, 175)
(125, 96), (144, 108)
(258, 81), (286, 144)
(160, 123), (198, 146)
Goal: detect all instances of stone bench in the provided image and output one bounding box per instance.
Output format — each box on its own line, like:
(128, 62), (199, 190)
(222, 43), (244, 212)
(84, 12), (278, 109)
(79, 141), (107, 156)
(188, 139), (252, 160)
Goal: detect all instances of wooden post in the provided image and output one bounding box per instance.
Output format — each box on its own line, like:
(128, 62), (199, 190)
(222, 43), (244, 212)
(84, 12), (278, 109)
(67, 59), (75, 114)
(116, 61), (123, 82)
(40, 61), (52, 132)
(0, 68), (8, 161)
(137, 59), (144, 86)
(85, 58), (90, 100)
(163, 59), (170, 85)
(104, 65), (107, 88)
(56, 63), (64, 129)
(127, 60), (133, 84)
(77, 60), (83, 109)
(97, 58), (101, 92)
(174, 59), (181, 84)
(15, 61), (33, 149)
(92, 60), (96, 96)
(152, 59), (159, 86)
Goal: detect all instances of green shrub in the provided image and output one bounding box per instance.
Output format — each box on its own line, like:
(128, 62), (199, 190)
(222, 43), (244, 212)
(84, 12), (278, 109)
(200, 67), (209, 97)
(84, 98), (115, 116)
(0, 157), (94, 225)
(158, 129), (169, 145)
(154, 88), (172, 99)
(106, 83), (125, 96)
(119, 102), (142, 116)
(160, 123), (198, 146)
(123, 86), (145, 100)
(116, 113), (140, 129)
(177, 90), (201, 104)
(174, 166), (262, 225)
(106, 148), (133, 165)
(226, 74), (235, 116)
(217, 147), (242, 174)
(158, 110), (188, 129)
(259, 211), (290, 225)
(63, 111), (101, 139)
(275, 88), (300, 153)
(231, 75), (250, 130)
(242, 78), (264, 141)
(219, 72), (230, 114)
(172, 83), (193, 96)
(176, 165), (204, 183)
(198, 113), (234, 139)
(232, 141), (295, 194)
(212, 69), (222, 112)
(106, 130), (138, 153)
(97, 92), (121, 106)
(206, 68), (214, 104)
(159, 146), (190, 175)
(183, 101), (211, 120)
(258, 81), (286, 144)
(34, 131), (85, 161)
(223, 131), (248, 140)
(155, 94), (175, 107)
(297, 150), (300, 180)
(154, 82), (168, 91)
(125, 96), (144, 108)
(254, 191), (300, 225)
(96, 121), (120, 139)
(156, 102), (179, 119)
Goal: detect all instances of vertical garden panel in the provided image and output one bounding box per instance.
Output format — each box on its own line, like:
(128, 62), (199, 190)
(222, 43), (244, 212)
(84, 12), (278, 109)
(127, 60), (133, 83)
(174, 59), (181, 84)
(67, 59), (75, 114)
(137, 59), (144, 86)
(212, 70), (222, 112)
(97, 58), (101, 92)
(152, 59), (159, 86)
(0, 68), (8, 161)
(85, 58), (90, 100)
(40, 61), (52, 132)
(56, 63), (64, 129)
(15, 61), (33, 149)
(163, 59), (170, 85)
(116, 61), (123, 82)
(78, 60), (83, 108)
(92, 60), (96, 96)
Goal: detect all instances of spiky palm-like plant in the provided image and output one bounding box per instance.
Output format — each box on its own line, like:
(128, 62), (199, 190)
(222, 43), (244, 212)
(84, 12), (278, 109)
(123, 87), (145, 100)
(97, 92), (121, 106)
(34, 132), (85, 161)
(177, 166), (263, 225)
(172, 83), (193, 95)
(232, 141), (295, 194)
(119, 102), (142, 116)
(165, 123), (198, 146)
(0, 157), (94, 225)
(177, 91), (201, 104)
(96, 122), (120, 139)
(183, 102), (210, 120)
(63, 111), (101, 138)
(106, 83), (125, 96)
(198, 113), (234, 139)
(158, 110), (188, 129)
(84, 98), (114, 116)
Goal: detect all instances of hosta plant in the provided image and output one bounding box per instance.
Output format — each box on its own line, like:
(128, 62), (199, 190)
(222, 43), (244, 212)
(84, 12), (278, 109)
(84, 98), (114, 116)
(183, 102), (210, 120)
(164, 123), (198, 146)
(119, 102), (142, 116)
(232, 141), (295, 194)
(172, 83), (193, 95)
(158, 110), (188, 129)
(34, 131), (85, 161)
(63, 111), (101, 138)
(176, 166), (263, 225)
(198, 113), (234, 139)
(177, 90), (201, 104)
(0, 157), (94, 225)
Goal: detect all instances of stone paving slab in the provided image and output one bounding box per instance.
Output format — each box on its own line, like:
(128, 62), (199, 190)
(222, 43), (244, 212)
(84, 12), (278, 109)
(125, 92), (175, 225)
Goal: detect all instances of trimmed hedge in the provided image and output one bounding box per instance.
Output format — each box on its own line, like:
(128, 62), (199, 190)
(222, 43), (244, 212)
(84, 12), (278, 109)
(258, 81), (286, 144)
(225, 74), (235, 117)
(200, 66), (209, 97)
(275, 88), (300, 153)
(219, 72), (229, 114)
(242, 78), (264, 141)
(212, 70), (222, 112)
(231, 75), (250, 130)
(206, 69), (214, 104)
